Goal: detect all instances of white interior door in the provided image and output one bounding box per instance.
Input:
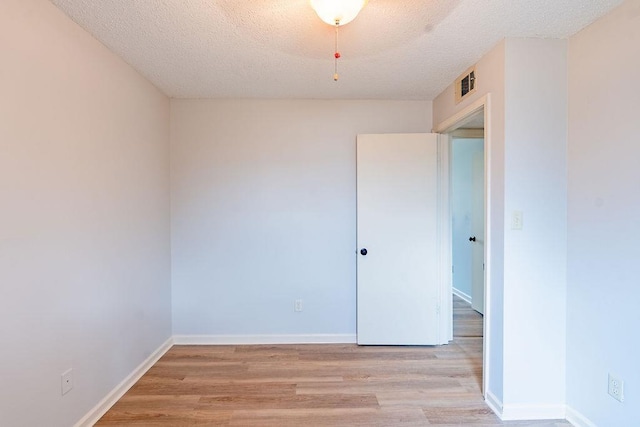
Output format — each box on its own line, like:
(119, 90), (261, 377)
(471, 150), (485, 314)
(356, 133), (448, 345)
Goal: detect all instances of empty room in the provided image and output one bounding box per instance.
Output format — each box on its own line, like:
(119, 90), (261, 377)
(1, 0), (638, 426)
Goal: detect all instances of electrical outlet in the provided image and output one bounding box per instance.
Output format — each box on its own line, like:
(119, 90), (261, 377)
(294, 299), (303, 312)
(511, 211), (523, 230)
(608, 374), (624, 402)
(61, 369), (73, 395)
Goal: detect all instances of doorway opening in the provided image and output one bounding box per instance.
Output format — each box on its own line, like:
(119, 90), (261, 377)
(451, 134), (484, 314)
(451, 127), (485, 390)
(435, 96), (490, 398)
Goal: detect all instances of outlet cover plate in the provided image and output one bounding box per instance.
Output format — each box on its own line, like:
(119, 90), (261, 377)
(61, 369), (73, 395)
(608, 374), (624, 402)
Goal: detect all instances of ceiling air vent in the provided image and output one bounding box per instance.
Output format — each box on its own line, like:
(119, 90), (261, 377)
(455, 66), (476, 104)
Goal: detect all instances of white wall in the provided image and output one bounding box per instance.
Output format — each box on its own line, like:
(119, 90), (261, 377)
(434, 41), (506, 404)
(502, 38), (568, 416)
(567, 0), (640, 424)
(171, 99), (432, 338)
(0, 1), (172, 426)
(434, 38), (569, 417)
(451, 138), (484, 299)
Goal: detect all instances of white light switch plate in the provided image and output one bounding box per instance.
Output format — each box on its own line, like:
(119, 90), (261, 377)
(511, 211), (523, 230)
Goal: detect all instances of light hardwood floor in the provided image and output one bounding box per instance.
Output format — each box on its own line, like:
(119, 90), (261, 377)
(97, 297), (570, 426)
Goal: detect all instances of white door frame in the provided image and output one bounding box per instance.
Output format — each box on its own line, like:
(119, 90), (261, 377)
(434, 94), (492, 398)
(437, 134), (452, 344)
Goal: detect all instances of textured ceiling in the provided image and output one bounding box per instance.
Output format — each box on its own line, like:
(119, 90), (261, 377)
(49, 0), (623, 100)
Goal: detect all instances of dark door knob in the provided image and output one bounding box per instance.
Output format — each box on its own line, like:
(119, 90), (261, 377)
(360, 248), (368, 256)
(469, 236), (476, 242)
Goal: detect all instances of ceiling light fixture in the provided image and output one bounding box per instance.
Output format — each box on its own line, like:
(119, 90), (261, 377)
(310, 0), (367, 26)
(310, 0), (368, 81)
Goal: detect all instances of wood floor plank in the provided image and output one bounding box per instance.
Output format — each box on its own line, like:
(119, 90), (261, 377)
(297, 350), (438, 362)
(295, 379), (466, 395)
(128, 378), (297, 397)
(197, 393), (379, 410)
(143, 363), (249, 380)
(98, 396), (232, 426)
(228, 408), (430, 426)
(95, 296), (571, 426)
(97, 410), (232, 426)
(184, 375), (345, 385)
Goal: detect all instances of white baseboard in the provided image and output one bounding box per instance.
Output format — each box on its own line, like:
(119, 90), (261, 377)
(486, 390), (503, 418)
(74, 337), (174, 427)
(501, 403), (566, 421)
(173, 334), (357, 345)
(487, 391), (568, 422)
(71, 334), (583, 426)
(566, 406), (597, 427)
(73, 334), (354, 425)
(452, 287), (472, 304)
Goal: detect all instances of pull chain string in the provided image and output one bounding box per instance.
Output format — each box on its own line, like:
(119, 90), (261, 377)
(334, 21), (340, 81)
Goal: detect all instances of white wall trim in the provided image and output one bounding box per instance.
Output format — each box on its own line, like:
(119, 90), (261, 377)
(501, 403), (566, 421)
(452, 287), (472, 304)
(73, 337), (174, 427)
(438, 133), (453, 344)
(481, 94), (492, 402)
(486, 390), (503, 418)
(435, 93), (493, 398)
(566, 406), (597, 427)
(173, 334), (357, 345)
(434, 95), (488, 134)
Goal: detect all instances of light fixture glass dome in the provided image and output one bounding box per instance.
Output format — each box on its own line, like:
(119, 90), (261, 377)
(310, 0), (368, 26)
